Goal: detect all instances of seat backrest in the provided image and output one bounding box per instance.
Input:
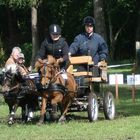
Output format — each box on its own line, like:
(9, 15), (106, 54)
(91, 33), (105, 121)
(69, 56), (94, 65)
(67, 56), (94, 76)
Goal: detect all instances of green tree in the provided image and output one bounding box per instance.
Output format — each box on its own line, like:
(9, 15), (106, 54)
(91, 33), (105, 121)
(0, 0), (42, 66)
(105, 0), (137, 61)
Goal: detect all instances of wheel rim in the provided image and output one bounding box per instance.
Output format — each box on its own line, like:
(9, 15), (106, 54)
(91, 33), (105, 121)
(106, 95), (115, 119)
(91, 98), (98, 120)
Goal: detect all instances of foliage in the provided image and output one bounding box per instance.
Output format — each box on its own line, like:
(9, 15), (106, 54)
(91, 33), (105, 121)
(21, 43), (32, 66)
(0, 0), (27, 8)
(39, 0), (93, 43)
(105, 0), (137, 61)
(0, 38), (6, 67)
(0, 0), (41, 8)
(0, 0), (139, 65)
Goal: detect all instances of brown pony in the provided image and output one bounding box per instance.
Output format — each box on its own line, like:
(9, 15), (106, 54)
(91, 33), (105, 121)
(35, 55), (77, 124)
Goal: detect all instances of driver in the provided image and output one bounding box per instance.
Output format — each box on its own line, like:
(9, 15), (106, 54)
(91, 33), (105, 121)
(35, 24), (69, 70)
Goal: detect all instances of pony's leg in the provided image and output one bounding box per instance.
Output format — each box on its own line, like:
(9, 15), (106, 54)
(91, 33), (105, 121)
(21, 105), (27, 122)
(8, 103), (19, 125)
(9, 105), (12, 114)
(58, 93), (73, 123)
(51, 92), (63, 104)
(26, 99), (34, 122)
(26, 106), (34, 122)
(38, 95), (47, 124)
(51, 104), (58, 121)
(51, 92), (63, 121)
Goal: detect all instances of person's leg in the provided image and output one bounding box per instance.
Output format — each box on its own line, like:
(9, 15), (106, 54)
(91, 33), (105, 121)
(90, 66), (100, 77)
(77, 64), (87, 71)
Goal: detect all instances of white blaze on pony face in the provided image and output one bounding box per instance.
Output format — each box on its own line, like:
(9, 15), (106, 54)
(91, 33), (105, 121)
(5, 64), (17, 74)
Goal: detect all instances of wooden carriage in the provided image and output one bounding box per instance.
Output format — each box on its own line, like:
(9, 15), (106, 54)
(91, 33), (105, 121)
(67, 56), (107, 81)
(66, 56), (115, 121)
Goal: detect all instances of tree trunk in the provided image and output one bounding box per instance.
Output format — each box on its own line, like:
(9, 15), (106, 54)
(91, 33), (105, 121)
(31, 5), (39, 67)
(93, 0), (107, 93)
(93, 0), (107, 41)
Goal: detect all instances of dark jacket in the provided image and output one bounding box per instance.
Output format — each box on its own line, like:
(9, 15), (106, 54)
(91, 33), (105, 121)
(69, 33), (108, 64)
(36, 37), (69, 68)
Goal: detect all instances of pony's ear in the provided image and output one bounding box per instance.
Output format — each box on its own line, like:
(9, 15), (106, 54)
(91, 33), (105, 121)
(35, 59), (43, 70)
(47, 55), (56, 64)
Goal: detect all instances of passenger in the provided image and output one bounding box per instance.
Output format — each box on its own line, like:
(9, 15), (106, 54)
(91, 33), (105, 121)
(5, 46), (21, 67)
(69, 16), (108, 76)
(35, 24), (69, 70)
(4, 46), (21, 74)
(16, 53), (30, 76)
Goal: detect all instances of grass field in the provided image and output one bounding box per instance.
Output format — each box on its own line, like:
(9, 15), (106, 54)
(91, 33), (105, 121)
(0, 84), (140, 140)
(0, 66), (140, 140)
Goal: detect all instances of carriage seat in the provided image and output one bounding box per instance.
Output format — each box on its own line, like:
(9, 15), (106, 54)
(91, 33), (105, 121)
(66, 56), (108, 82)
(67, 56), (93, 76)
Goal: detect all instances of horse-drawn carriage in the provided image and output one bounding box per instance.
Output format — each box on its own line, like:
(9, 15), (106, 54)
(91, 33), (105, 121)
(1, 55), (115, 124)
(35, 55), (115, 123)
(66, 56), (115, 121)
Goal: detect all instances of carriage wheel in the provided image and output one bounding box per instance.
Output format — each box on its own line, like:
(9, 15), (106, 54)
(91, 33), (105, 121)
(103, 91), (115, 120)
(87, 92), (98, 122)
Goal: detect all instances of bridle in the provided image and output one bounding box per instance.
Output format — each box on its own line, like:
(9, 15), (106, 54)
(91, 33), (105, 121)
(43, 63), (60, 82)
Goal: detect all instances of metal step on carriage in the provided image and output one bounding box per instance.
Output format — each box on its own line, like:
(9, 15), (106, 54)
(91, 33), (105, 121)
(66, 56), (116, 122)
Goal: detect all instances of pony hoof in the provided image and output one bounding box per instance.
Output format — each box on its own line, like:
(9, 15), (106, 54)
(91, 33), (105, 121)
(51, 114), (58, 121)
(27, 117), (32, 123)
(8, 120), (14, 125)
(58, 120), (66, 124)
(37, 121), (43, 126)
(58, 116), (66, 124)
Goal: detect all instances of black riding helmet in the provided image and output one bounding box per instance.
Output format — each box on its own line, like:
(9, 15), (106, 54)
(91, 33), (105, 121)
(83, 16), (95, 26)
(49, 24), (61, 35)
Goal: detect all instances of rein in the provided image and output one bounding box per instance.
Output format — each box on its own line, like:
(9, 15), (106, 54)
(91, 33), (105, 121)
(43, 63), (54, 81)
(50, 69), (64, 83)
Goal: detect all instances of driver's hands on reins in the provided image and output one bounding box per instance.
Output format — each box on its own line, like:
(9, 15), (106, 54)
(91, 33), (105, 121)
(57, 58), (63, 64)
(97, 60), (106, 67)
(38, 58), (48, 64)
(43, 59), (48, 64)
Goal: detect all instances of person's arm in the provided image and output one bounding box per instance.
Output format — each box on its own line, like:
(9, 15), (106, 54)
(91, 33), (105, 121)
(57, 41), (69, 64)
(36, 40), (47, 60)
(98, 37), (108, 61)
(69, 36), (80, 55)
(34, 39), (47, 69)
(62, 41), (69, 61)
